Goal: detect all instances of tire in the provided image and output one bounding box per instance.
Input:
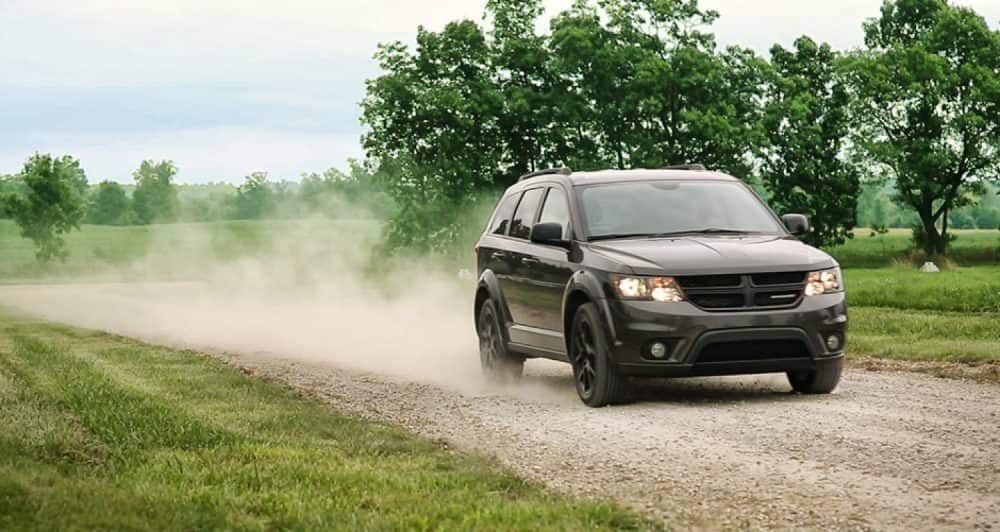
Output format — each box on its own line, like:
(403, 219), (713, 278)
(569, 303), (628, 407)
(477, 299), (523, 382)
(787, 356), (844, 394)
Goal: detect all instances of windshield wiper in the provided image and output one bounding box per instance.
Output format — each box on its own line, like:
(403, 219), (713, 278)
(588, 228), (762, 242)
(659, 228), (757, 236)
(588, 233), (661, 242)
(590, 227), (760, 242)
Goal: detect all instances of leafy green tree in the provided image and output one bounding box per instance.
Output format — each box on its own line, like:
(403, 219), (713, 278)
(2, 154), (87, 262)
(232, 172), (273, 220)
(761, 36), (860, 247)
(486, 0), (554, 180)
(846, 0), (999, 256)
(547, 0), (765, 175)
(86, 181), (134, 225)
(362, 19), (503, 251)
(133, 160), (179, 224)
(0, 174), (23, 218)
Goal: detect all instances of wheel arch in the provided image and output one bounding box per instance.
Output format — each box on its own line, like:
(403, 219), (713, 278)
(562, 271), (617, 354)
(475, 269), (513, 342)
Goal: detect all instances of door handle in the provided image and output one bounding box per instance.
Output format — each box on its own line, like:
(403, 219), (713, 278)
(520, 257), (541, 266)
(490, 251), (508, 260)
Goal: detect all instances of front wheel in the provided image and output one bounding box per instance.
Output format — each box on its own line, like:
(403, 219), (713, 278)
(787, 357), (844, 394)
(569, 303), (627, 407)
(477, 299), (523, 382)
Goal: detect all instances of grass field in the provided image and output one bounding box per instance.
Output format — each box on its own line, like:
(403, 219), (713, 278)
(849, 306), (1000, 363)
(826, 228), (999, 268)
(845, 266), (1000, 313)
(0, 314), (644, 530)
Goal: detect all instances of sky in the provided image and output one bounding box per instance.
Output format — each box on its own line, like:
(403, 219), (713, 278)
(1, 0), (998, 184)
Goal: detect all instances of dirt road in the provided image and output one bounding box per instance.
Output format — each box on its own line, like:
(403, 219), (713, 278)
(3, 283), (998, 530)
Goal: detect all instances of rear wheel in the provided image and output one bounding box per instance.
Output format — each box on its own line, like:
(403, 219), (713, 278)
(477, 299), (523, 382)
(787, 357), (843, 394)
(570, 303), (627, 407)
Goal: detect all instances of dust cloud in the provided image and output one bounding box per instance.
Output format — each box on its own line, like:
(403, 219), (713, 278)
(0, 217), (513, 394)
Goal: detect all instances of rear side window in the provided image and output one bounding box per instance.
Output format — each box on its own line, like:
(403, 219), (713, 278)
(509, 188), (544, 239)
(538, 187), (571, 239)
(489, 194), (520, 235)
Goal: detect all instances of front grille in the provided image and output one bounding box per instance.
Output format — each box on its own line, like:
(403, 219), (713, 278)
(751, 272), (806, 285)
(676, 274), (742, 288)
(691, 293), (745, 308)
(696, 339), (811, 363)
(677, 272), (807, 311)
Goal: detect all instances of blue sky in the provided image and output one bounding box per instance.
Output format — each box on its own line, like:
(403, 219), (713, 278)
(2, 0), (997, 184)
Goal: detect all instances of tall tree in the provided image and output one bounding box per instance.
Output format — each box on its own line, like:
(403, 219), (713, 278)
(486, 0), (553, 180)
(86, 181), (134, 225)
(548, 0), (765, 175)
(3, 154), (87, 262)
(0, 174), (23, 218)
(132, 160), (179, 224)
(361, 19), (503, 251)
(232, 172), (273, 220)
(846, 0), (999, 256)
(762, 36), (861, 247)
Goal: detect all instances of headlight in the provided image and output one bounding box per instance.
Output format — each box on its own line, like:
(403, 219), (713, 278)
(611, 276), (685, 303)
(804, 267), (843, 296)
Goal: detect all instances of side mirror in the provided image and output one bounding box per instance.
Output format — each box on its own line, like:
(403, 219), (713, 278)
(530, 222), (570, 248)
(781, 214), (809, 236)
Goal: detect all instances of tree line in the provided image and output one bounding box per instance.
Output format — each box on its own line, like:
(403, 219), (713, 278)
(0, 156), (392, 261)
(361, 0), (998, 256)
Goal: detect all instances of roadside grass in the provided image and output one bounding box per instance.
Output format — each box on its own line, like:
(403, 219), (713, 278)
(844, 265), (1000, 313)
(0, 315), (647, 531)
(849, 306), (1000, 364)
(827, 228), (999, 268)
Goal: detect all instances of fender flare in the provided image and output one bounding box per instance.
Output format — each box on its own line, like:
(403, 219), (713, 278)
(561, 270), (619, 354)
(475, 269), (513, 343)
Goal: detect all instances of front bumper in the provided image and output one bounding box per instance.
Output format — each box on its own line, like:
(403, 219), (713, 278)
(603, 293), (847, 378)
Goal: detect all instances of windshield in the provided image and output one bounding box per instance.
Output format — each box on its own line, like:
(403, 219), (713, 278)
(579, 180), (784, 240)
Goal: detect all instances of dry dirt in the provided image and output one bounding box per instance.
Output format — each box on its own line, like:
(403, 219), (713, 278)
(3, 282), (998, 531)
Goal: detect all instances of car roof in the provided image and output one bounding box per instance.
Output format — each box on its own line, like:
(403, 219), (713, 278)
(508, 168), (740, 194)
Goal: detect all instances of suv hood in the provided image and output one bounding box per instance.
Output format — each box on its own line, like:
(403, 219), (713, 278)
(587, 235), (836, 276)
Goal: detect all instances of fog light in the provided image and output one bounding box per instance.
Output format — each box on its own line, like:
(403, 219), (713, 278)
(650, 342), (668, 359)
(826, 334), (841, 351)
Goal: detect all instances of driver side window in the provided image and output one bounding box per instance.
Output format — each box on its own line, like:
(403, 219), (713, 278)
(538, 187), (571, 239)
(509, 188), (544, 240)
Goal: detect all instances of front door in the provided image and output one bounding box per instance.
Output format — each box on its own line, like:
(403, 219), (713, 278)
(505, 186), (575, 354)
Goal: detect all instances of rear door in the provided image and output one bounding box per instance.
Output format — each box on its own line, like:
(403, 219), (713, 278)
(477, 193), (520, 279)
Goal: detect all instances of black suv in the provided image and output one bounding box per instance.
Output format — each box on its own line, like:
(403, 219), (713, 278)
(474, 166), (846, 407)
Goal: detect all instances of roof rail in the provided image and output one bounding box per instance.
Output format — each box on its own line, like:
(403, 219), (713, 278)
(662, 163), (706, 171)
(518, 167), (572, 182)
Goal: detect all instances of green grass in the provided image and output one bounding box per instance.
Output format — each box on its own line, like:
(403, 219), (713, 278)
(827, 228), (1000, 268)
(845, 265), (1000, 313)
(849, 306), (1000, 363)
(0, 315), (647, 531)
